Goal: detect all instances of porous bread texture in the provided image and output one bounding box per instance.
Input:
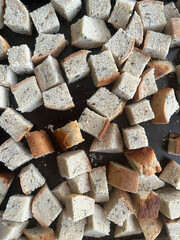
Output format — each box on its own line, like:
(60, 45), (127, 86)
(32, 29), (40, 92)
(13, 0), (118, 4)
(0, 35), (10, 60)
(138, 174), (165, 192)
(23, 226), (56, 240)
(164, 2), (180, 22)
(162, 215), (180, 240)
(0, 170), (14, 205)
(0, 0), (4, 29)
(52, 181), (71, 204)
(0, 86), (9, 110)
(85, 0), (111, 20)
(0, 64), (17, 88)
(67, 172), (91, 194)
(164, 18), (180, 48)
(168, 133), (180, 156)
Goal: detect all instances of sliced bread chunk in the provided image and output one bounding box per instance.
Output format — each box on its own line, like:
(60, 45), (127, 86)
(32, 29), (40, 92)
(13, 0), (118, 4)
(88, 50), (120, 87)
(0, 35), (10, 60)
(0, 64), (17, 88)
(71, 15), (111, 49)
(0, 138), (32, 171)
(61, 50), (90, 84)
(102, 28), (135, 67)
(126, 11), (144, 46)
(57, 150), (91, 179)
(164, 2), (180, 22)
(54, 120), (84, 151)
(0, 86), (9, 110)
(107, 161), (139, 193)
(52, 181), (71, 204)
(176, 64), (180, 85)
(0, 0), (4, 29)
(25, 130), (55, 159)
(23, 226), (56, 240)
(32, 33), (67, 64)
(84, 204), (110, 238)
(0, 108), (33, 142)
(67, 172), (91, 194)
(108, 0), (136, 29)
(32, 184), (62, 227)
(78, 107), (110, 141)
(0, 169), (14, 205)
(168, 133), (180, 156)
(87, 87), (125, 120)
(164, 18), (180, 48)
(20, 163), (45, 195)
(30, 3), (60, 34)
(3, 195), (33, 222)
(151, 88), (179, 124)
(90, 123), (124, 153)
(4, 0), (32, 35)
(162, 215), (180, 240)
(85, 0), (111, 20)
(138, 175), (165, 192)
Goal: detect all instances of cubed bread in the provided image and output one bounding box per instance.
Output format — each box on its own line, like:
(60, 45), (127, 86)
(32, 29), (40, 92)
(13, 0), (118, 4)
(78, 108), (110, 141)
(20, 163), (45, 195)
(176, 65), (180, 85)
(32, 184), (62, 227)
(8, 44), (34, 75)
(61, 50), (90, 84)
(87, 87), (125, 120)
(4, 0), (32, 35)
(122, 125), (148, 150)
(3, 195), (33, 222)
(71, 15), (111, 49)
(164, 2), (180, 22)
(30, 3), (60, 34)
(142, 30), (171, 60)
(164, 18), (180, 48)
(51, 0), (82, 22)
(108, 0), (136, 29)
(102, 28), (135, 67)
(0, 0), (4, 29)
(67, 172), (91, 194)
(159, 160), (180, 189)
(57, 150), (91, 179)
(107, 161), (139, 193)
(84, 204), (110, 238)
(0, 35), (10, 60)
(23, 226), (56, 240)
(90, 123), (124, 153)
(54, 121), (84, 151)
(151, 88), (179, 124)
(65, 194), (95, 222)
(135, 1), (167, 32)
(126, 11), (144, 46)
(103, 188), (133, 226)
(88, 50), (120, 87)
(85, 0), (111, 20)
(162, 215), (180, 240)
(112, 72), (140, 100)
(0, 86), (9, 110)
(52, 181), (71, 204)
(168, 133), (180, 156)
(0, 108), (33, 142)
(0, 169), (14, 205)
(138, 175), (165, 192)
(25, 130), (55, 159)
(0, 64), (17, 88)
(0, 138), (32, 171)
(32, 33), (67, 64)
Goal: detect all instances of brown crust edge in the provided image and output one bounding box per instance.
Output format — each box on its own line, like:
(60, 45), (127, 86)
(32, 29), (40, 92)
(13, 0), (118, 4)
(98, 119), (110, 141)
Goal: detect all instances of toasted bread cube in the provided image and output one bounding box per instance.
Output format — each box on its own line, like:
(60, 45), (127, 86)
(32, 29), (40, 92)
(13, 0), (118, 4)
(122, 125), (148, 150)
(71, 15), (111, 49)
(52, 181), (71, 204)
(104, 188), (133, 226)
(84, 204), (110, 238)
(138, 174), (164, 193)
(168, 133), (180, 156)
(164, 18), (180, 48)
(25, 130), (55, 159)
(0, 86), (9, 110)
(23, 226), (56, 240)
(0, 170), (14, 205)
(86, 0), (111, 20)
(135, 1), (167, 32)
(176, 65), (180, 85)
(65, 194), (95, 222)
(102, 28), (135, 67)
(0, 0), (4, 29)
(0, 35), (10, 60)
(164, 2), (180, 22)
(57, 150), (91, 179)
(162, 215), (180, 240)
(143, 31), (171, 60)
(30, 3), (60, 34)
(0, 64), (17, 88)
(67, 172), (91, 194)
(87, 87), (125, 120)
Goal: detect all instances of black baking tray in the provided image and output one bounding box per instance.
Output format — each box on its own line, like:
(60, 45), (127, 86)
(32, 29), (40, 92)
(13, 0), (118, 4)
(0, 0), (180, 239)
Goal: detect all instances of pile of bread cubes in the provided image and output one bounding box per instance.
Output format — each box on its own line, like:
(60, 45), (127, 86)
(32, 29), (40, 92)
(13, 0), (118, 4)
(0, 0), (180, 239)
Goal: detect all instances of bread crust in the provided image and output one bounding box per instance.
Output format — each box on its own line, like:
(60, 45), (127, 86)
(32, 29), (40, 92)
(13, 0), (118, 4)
(11, 76), (36, 91)
(118, 38), (135, 66)
(171, 18), (180, 39)
(98, 119), (110, 141)
(169, 133), (180, 154)
(23, 227), (56, 240)
(61, 49), (90, 65)
(95, 72), (120, 87)
(0, 35), (10, 60)
(0, 169), (14, 186)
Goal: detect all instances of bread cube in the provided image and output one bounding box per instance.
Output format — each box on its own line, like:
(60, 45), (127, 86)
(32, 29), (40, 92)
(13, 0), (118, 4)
(138, 175), (165, 192)
(135, 1), (167, 32)
(71, 15), (111, 49)
(86, 0), (111, 20)
(8, 44), (34, 75)
(108, 0), (136, 29)
(61, 50), (90, 84)
(0, 35), (10, 60)
(65, 194), (95, 222)
(102, 28), (135, 67)
(122, 125), (148, 150)
(20, 164), (45, 195)
(0, 0), (4, 29)
(0, 138), (32, 171)
(143, 31), (171, 60)
(162, 215), (180, 240)
(32, 184), (62, 227)
(104, 188), (133, 226)
(54, 121), (84, 151)
(0, 64), (17, 88)
(0, 170), (14, 205)
(25, 130), (55, 159)
(3, 195), (33, 222)
(67, 172), (91, 194)
(168, 133), (180, 156)
(164, 2), (180, 22)
(52, 181), (71, 204)
(51, 0), (82, 22)
(23, 226), (56, 240)
(112, 72), (140, 100)
(57, 150), (91, 179)
(90, 123), (124, 153)
(164, 18), (180, 48)
(30, 3), (60, 34)
(0, 86), (9, 110)
(0, 108), (33, 142)
(176, 65), (180, 85)
(84, 204), (110, 238)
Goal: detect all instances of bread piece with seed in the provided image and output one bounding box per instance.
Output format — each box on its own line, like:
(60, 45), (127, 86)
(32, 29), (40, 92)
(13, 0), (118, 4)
(164, 2), (180, 22)
(168, 133), (180, 156)
(52, 181), (71, 204)
(0, 0), (4, 29)
(176, 65), (180, 85)
(67, 172), (91, 194)
(0, 170), (14, 205)
(85, 0), (111, 20)
(138, 175), (164, 192)
(0, 86), (9, 110)
(0, 64), (17, 88)
(23, 226), (56, 240)
(164, 18), (180, 48)
(0, 35), (10, 61)
(162, 215), (180, 240)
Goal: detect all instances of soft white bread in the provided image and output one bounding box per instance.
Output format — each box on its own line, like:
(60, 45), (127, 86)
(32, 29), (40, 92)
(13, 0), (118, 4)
(4, 0), (32, 35)
(164, 2), (180, 22)
(23, 226), (56, 240)
(164, 18), (180, 48)
(162, 215), (180, 240)
(168, 133), (180, 156)
(176, 64), (180, 85)
(30, 3), (60, 34)
(0, 64), (17, 88)
(67, 172), (91, 194)
(0, 0), (5, 29)
(0, 138), (32, 171)
(0, 169), (14, 205)
(32, 184), (62, 228)
(0, 86), (9, 110)
(85, 0), (111, 20)
(71, 15), (111, 49)
(138, 174), (165, 192)
(52, 181), (71, 204)
(0, 35), (10, 60)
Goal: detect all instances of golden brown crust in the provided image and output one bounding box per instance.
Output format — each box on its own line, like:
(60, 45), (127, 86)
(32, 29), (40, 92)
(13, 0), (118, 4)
(118, 189), (134, 213)
(162, 214), (180, 225)
(0, 35), (10, 60)
(137, 0), (163, 7)
(169, 133), (180, 155)
(98, 119), (110, 141)
(119, 38), (135, 66)
(0, 169), (14, 186)
(61, 49), (90, 65)
(171, 18), (180, 39)
(133, 47), (151, 60)
(23, 227), (56, 240)
(96, 72), (120, 87)
(11, 76), (35, 91)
